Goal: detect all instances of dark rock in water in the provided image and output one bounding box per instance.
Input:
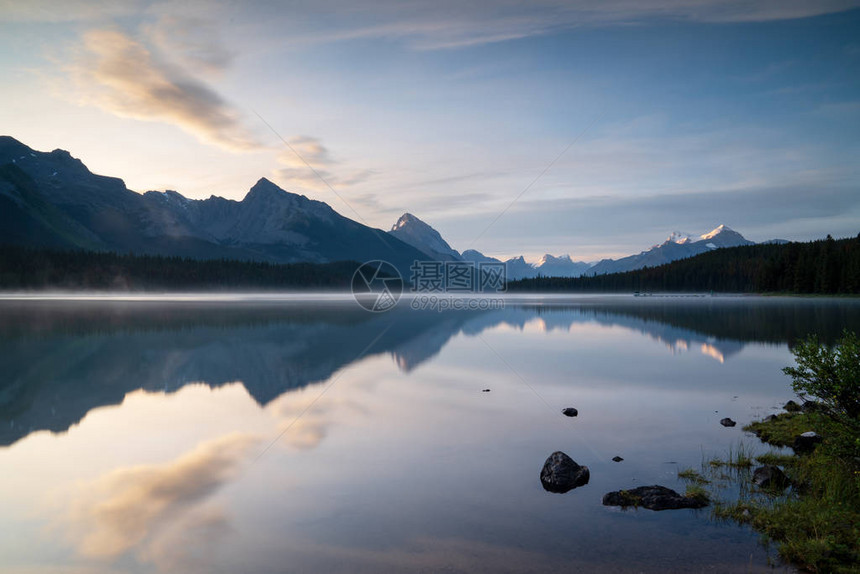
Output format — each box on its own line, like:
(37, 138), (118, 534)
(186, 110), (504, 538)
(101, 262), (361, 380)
(612, 456), (624, 462)
(764, 414), (778, 422)
(753, 465), (789, 489)
(562, 407), (578, 417)
(540, 451), (590, 493)
(784, 400), (801, 412)
(602, 485), (707, 511)
(793, 431), (822, 453)
(481, 389), (491, 392)
(720, 417), (736, 427)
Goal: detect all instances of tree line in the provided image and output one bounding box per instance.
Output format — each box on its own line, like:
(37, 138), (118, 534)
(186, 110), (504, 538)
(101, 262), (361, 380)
(2, 234), (858, 293)
(0, 245), (360, 290)
(509, 235), (860, 294)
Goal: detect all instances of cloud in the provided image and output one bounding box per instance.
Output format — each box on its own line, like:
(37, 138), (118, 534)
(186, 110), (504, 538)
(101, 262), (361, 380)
(137, 507), (232, 573)
(0, 0), (145, 22)
(275, 136), (373, 191)
(246, 0), (860, 51)
(64, 27), (372, 192)
(68, 29), (262, 152)
(268, 393), (359, 450)
(65, 432), (258, 558)
(143, 14), (235, 75)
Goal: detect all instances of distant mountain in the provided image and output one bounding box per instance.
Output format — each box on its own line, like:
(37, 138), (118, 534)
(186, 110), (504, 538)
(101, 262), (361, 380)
(533, 254), (593, 278)
(504, 256), (536, 281)
(461, 249), (500, 264)
(387, 213), (592, 280)
(388, 213), (461, 261)
(0, 136), (426, 273)
(587, 225), (754, 275)
(509, 234), (860, 295)
(1, 136), (773, 284)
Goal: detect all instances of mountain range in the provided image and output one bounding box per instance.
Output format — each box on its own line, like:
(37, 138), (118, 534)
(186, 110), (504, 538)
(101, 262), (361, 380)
(391, 215), (759, 280)
(0, 136), (426, 274)
(1, 136), (773, 280)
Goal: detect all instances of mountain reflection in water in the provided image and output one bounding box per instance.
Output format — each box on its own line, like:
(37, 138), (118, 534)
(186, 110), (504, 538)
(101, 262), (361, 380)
(2, 295), (858, 448)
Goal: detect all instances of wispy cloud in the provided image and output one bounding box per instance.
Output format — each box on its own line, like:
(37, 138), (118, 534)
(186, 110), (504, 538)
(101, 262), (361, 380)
(67, 29), (262, 152)
(63, 25), (372, 194)
(275, 136), (373, 191)
(143, 14), (235, 75)
(65, 432), (258, 559)
(246, 0), (860, 51)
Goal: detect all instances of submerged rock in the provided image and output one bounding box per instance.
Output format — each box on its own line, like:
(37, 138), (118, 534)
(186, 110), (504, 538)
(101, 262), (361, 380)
(753, 465), (789, 489)
(602, 485), (708, 511)
(720, 417), (737, 427)
(612, 456), (624, 462)
(793, 431), (822, 453)
(540, 451), (590, 493)
(562, 407), (578, 417)
(481, 389), (491, 392)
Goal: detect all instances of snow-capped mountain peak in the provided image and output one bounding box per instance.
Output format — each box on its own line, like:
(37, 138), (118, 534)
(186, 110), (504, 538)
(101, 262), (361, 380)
(535, 253), (573, 267)
(666, 231), (693, 245)
(588, 224), (754, 276)
(391, 212), (418, 232)
(388, 213), (460, 260)
(700, 224), (730, 240)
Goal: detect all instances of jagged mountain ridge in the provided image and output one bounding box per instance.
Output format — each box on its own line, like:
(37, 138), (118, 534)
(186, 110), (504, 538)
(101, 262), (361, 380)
(389, 210), (759, 280)
(586, 224), (754, 276)
(0, 136), (426, 272)
(389, 212), (460, 261)
(2, 135), (766, 280)
(387, 213), (592, 280)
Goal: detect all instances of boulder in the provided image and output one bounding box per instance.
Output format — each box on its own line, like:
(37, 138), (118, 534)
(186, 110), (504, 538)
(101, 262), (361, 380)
(752, 465), (789, 489)
(562, 407), (578, 417)
(720, 417), (737, 427)
(784, 400), (801, 412)
(481, 389), (491, 392)
(602, 485), (707, 511)
(540, 451), (590, 493)
(793, 431), (822, 453)
(612, 456), (624, 462)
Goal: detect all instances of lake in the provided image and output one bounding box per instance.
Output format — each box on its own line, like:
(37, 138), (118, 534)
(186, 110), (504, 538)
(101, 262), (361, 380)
(1, 294), (858, 573)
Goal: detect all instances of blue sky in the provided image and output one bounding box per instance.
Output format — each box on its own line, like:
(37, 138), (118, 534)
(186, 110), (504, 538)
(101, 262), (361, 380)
(0, 1), (858, 260)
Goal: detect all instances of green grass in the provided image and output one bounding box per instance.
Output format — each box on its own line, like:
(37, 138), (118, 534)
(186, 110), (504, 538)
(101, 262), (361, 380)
(678, 467), (710, 484)
(744, 412), (821, 447)
(755, 452), (797, 467)
(684, 484), (711, 505)
(707, 441), (756, 469)
(706, 411), (860, 573)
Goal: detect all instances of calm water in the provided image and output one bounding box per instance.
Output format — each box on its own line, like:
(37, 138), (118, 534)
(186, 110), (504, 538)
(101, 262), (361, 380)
(1, 294), (859, 573)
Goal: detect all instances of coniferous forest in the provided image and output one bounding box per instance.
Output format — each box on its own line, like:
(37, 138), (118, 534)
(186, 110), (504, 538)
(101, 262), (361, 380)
(0, 245), (359, 291)
(509, 235), (860, 294)
(0, 234), (858, 293)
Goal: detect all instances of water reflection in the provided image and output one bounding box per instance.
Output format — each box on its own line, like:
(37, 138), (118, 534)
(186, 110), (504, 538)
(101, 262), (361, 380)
(2, 296), (859, 448)
(67, 432), (258, 559)
(4, 295), (859, 573)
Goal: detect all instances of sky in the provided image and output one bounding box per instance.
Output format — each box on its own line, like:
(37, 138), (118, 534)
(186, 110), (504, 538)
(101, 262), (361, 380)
(1, 0), (859, 261)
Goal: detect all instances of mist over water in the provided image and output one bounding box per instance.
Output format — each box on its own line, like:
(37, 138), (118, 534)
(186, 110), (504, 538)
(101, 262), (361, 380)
(1, 295), (858, 573)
